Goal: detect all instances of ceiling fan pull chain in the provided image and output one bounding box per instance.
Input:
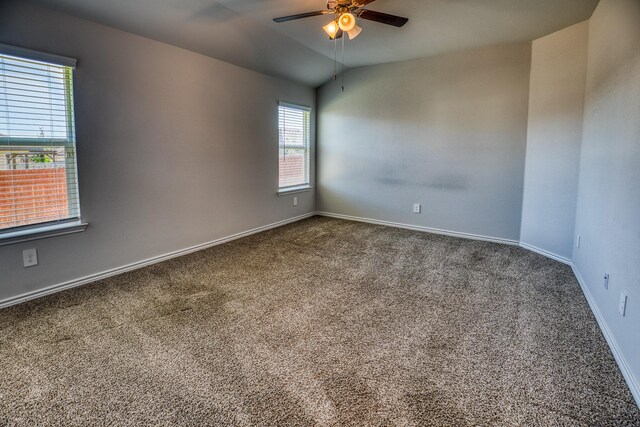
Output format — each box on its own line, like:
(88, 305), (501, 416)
(333, 37), (338, 81)
(341, 35), (345, 92)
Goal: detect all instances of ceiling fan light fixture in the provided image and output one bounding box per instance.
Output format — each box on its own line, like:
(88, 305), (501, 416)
(323, 20), (340, 39)
(338, 12), (356, 32)
(347, 24), (362, 40)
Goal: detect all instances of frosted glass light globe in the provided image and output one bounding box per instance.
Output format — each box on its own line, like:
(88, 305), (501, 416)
(338, 12), (356, 32)
(323, 20), (340, 39)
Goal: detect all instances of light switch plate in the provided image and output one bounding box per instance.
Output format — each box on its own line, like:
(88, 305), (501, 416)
(619, 292), (628, 317)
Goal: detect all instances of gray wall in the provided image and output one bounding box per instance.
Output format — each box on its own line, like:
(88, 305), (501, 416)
(573, 0), (640, 392)
(520, 22), (588, 260)
(0, 1), (315, 302)
(317, 43), (532, 241)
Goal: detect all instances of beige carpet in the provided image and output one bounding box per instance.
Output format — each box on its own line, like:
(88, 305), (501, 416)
(0, 217), (639, 426)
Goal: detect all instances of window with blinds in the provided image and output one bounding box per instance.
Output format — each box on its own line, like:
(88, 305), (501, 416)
(278, 102), (311, 191)
(0, 50), (80, 234)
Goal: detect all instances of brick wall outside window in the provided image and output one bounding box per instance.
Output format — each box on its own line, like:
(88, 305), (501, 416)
(279, 153), (306, 188)
(0, 168), (69, 230)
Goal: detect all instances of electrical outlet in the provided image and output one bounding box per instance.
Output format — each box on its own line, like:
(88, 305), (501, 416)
(619, 292), (628, 317)
(604, 273), (609, 290)
(577, 235), (581, 248)
(23, 248), (38, 268)
(413, 203), (421, 214)
(293, 196), (298, 206)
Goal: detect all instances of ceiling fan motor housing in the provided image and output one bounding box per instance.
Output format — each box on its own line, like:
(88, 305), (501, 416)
(274, 1), (408, 29)
(328, 1), (349, 8)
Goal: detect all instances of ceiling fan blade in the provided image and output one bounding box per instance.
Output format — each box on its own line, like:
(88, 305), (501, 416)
(334, 29), (344, 40)
(358, 10), (409, 27)
(273, 11), (328, 23)
(352, 0), (377, 6)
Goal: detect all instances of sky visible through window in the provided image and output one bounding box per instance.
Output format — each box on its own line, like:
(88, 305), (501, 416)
(278, 105), (307, 150)
(0, 54), (70, 141)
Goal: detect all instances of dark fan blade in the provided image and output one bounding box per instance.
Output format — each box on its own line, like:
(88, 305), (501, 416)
(352, 0), (377, 6)
(273, 11), (327, 23)
(333, 29), (344, 40)
(359, 10), (408, 27)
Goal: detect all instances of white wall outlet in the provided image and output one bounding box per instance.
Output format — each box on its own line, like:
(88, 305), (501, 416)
(293, 196), (298, 206)
(604, 273), (609, 290)
(413, 203), (421, 214)
(577, 235), (581, 248)
(619, 292), (628, 317)
(23, 248), (38, 268)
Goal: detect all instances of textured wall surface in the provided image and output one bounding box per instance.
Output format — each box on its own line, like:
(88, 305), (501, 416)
(573, 0), (640, 396)
(520, 22), (588, 259)
(317, 43), (532, 241)
(0, 1), (314, 302)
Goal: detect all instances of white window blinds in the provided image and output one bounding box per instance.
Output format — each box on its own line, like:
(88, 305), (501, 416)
(0, 51), (81, 233)
(278, 103), (311, 190)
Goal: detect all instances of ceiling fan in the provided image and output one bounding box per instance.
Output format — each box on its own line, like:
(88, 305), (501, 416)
(273, 0), (409, 40)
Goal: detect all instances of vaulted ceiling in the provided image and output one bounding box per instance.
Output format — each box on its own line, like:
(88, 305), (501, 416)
(29, 0), (599, 87)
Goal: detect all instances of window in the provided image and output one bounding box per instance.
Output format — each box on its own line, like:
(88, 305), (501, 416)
(0, 46), (81, 238)
(278, 102), (311, 192)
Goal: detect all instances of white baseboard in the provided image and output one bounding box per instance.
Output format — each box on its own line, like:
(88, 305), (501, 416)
(571, 264), (640, 407)
(518, 242), (571, 265)
(316, 211), (519, 246)
(317, 213), (572, 266)
(0, 213), (315, 310)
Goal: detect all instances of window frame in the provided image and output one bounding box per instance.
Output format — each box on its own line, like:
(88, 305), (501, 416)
(0, 44), (86, 245)
(277, 101), (312, 195)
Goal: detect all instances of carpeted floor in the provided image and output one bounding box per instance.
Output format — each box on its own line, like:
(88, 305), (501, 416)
(0, 217), (639, 426)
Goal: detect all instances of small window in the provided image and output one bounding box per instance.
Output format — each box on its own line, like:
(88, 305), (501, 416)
(278, 102), (311, 192)
(0, 49), (81, 235)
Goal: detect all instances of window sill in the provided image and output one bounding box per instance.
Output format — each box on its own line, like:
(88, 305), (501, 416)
(0, 221), (88, 247)
(277, 185), (313, 196)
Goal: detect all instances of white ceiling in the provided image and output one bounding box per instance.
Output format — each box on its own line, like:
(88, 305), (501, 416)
(29, 0), (599, 87)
